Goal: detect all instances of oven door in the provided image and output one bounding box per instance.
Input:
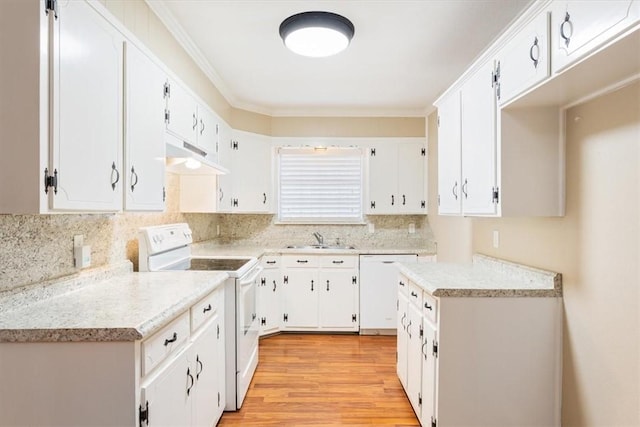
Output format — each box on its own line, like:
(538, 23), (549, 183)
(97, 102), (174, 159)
(236, 264), (262, 408)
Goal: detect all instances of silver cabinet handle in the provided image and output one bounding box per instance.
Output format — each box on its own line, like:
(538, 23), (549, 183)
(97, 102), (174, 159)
(219, 188), (224, 202)
(452, 181), (458, 200)
(200, 119), (205, 135)
(111, 162), (120, 190)
(462, 178), (468, 199)
(529, 36), (539, 68)
(192, 113), (197, 130)
(130, 166), (138, 192)
(560, 12), (572, 47)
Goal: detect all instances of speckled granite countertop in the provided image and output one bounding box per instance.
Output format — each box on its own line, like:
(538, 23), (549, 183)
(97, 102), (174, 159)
(191, 242), (436, 257)
(397, 254), (562, 298)
(0, 263), (228, 343)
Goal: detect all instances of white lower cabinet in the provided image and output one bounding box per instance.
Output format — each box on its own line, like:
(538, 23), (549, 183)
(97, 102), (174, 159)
(0, 287), (225, 427)
(258, 255), (281, 336)
(281, 254), (359, 332)
(397, 274), (562, 427)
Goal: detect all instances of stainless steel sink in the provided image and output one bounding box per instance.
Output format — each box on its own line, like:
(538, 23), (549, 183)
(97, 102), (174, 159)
(285, 244), (356, 250)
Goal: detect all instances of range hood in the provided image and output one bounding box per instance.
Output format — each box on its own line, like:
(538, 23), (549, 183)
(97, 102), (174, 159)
(165, 140), (229, 175)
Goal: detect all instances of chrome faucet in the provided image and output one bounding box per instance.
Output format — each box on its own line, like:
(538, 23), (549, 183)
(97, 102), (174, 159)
(312, 232), (324, 245)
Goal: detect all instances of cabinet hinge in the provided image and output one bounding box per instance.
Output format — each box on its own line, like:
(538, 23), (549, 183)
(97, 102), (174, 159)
(45, 0), (58, 19)
(232, 140), (238, 150)
(217, 392), (221, 407)
(437, 195), (440, 206)
(283, 275), (288, 284)
(139, 401), (149, 427)
(216, 124), (219, 135)
(418, 392), (422, 406)
(261, 317), (266, 326)
(352, 314), (357, 322)
(164, 109), (170, 124)
(419, 324), (424, 338)
(433, 340), (438, 358)
(352, 276), (357, 284)
(431, 416), (437, 427)
(370, 201), (376, 209)
(216, 324), (220, 339)
(261, 278), (266, 286)
(370, 148), (376, 156)
(162, 186), (166, 202)
(493, 61), (501, 100)
(283, 313), (288, 322)
(421, 148), (426, 156)
(232, 198), (238, 207)
(421, 200), (426, 209)
(43, 168), (58, 195)
(492, 186), (500, 204)
(437, 116), (440, 127)
(163, 81), (170, 98)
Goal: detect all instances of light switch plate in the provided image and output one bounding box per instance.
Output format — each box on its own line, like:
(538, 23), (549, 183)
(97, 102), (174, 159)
(408, 223), (415, 234)
(368, 223), (375, 234)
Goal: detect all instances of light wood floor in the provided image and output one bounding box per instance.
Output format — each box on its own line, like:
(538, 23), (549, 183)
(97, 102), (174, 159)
(218, 334), (419, 426)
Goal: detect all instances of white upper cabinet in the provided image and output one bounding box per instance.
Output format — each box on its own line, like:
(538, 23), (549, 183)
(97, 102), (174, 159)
(550, 0), (640, 74)
(367, 140), (427, 215)
(51, 0), (124, 211)
(165, 78), (198, 147)
(460, 60), (498, 216)
(215, 120), (233, 212)
(220, 130), (272, 213)
(165, 78), (221, 163)
(497, 12), (551, 105)
(124, 42), (166, 211)
(436, 92), (462, 215)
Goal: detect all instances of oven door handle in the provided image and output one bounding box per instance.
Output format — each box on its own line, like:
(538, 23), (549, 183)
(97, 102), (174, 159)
(239, 266), (264, 287)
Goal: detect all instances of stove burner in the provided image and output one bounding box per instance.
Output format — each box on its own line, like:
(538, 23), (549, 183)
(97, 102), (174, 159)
(186, 258), (252, 271)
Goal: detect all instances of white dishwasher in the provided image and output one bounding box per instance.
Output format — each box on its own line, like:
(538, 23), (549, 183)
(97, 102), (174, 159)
(359, 254), (418, 334)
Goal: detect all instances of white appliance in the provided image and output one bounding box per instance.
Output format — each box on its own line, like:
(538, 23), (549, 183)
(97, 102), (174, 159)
(138, 223), (261, 411)
(359, 254), (418, 332)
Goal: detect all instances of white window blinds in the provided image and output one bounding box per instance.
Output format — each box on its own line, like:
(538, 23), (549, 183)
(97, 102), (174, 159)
(278, 147), (363, 223)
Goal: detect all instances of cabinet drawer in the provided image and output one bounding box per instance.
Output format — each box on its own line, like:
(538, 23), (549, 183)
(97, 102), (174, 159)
(422, 292), (438, 324)
(319, 255), (357, 269)
(408, 282), (423, 308)
(142, 312), (190, 376)
(282, 255), (318, 268)
(398, 274), (410, 296)
(261, 255), (280, 268)
(191, 289), (220, 332)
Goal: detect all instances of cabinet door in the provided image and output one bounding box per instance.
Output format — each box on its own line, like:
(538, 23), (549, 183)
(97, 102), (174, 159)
(231, 131), (272, 213)
(407, 302), (423, 417)
(420, 320), (437, 427)
(437, 92), (462, 215)
(124, 42), (166, 211)
(498, 12), (550, 105)
(216, 121), (233, 212)
(196, 105), (219, 158)
(166, 78), (198, 146)
(191, 317), (222, 427)
(551, 0), (639, 73)
(258, 268), (281, 336)
(51, 0), (123, 211)
(397, 292), (409, 390)
(460, 61), (497, 215)
(367, 144), (398, 214)
(318, 270), (359, 329)
(282, 269), (318, 328)
(397, 142), (426, 213)
(140, 347), (192, 427)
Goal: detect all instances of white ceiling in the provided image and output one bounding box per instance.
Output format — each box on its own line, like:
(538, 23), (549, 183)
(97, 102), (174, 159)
(148, 0), (532, 117)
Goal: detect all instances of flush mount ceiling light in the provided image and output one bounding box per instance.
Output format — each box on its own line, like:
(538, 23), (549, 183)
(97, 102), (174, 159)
(279, 11), (355, 58)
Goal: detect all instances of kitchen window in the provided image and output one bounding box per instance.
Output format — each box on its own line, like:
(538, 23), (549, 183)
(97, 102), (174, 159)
(277, 147), (363, 223)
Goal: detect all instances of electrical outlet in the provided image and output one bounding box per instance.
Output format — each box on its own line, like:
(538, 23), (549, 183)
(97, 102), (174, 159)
(493, 230), (500, 248)
(216, 225), (220, 236)
(408, 223), (415, 234)
(368, 223), (375, 234)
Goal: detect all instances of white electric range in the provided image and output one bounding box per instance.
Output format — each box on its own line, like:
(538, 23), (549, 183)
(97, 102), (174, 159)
(138, 223), (261, 411)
